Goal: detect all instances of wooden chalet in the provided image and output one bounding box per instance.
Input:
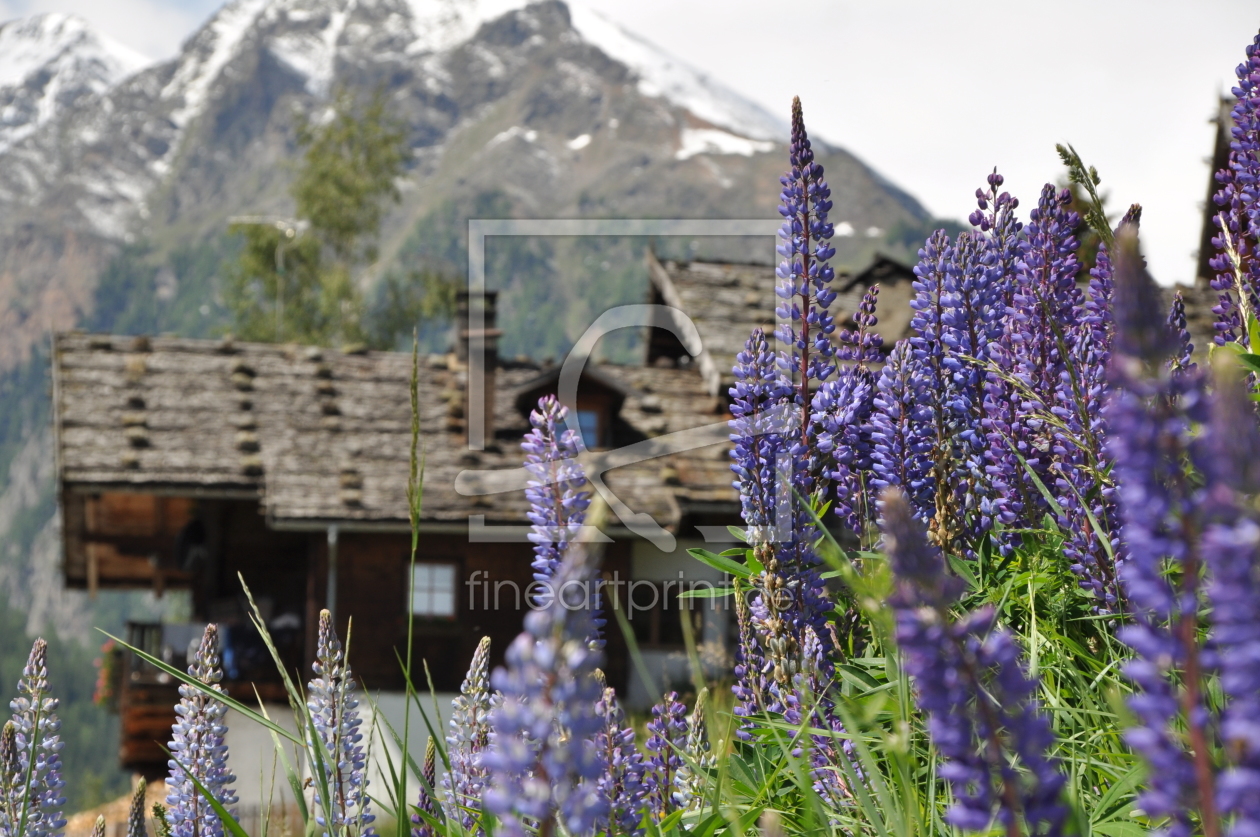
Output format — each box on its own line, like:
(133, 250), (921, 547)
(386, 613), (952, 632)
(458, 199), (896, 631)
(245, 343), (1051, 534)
(53, 252), (916, 776)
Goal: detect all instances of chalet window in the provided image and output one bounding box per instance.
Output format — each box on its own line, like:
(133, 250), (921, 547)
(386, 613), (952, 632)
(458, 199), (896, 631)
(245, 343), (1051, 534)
(625, 581), (702, 648)
(410, 563), (457, 618)
(577, 409), (601, 449)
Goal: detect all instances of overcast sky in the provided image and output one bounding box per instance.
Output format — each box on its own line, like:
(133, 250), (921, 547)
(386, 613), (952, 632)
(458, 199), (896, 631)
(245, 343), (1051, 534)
(2, 0), (1257, 286)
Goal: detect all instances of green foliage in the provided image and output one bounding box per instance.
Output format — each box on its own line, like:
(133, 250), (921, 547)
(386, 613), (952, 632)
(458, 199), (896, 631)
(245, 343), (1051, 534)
(89, 237), (236, 339)
(292, 89), (408, 266)
(226, 88), (413, 347)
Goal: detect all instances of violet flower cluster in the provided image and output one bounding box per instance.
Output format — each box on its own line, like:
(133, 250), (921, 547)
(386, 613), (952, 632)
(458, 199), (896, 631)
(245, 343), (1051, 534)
(0, 640), (65, 837)
(592, 682), (644, 836)
(523, 394), (590, 584)
(166, 625), (237, 837)
(642, 692), (688, 820)
(1209, 29), (1260, 347)
(1105, 227), (1260, 837)
(481, 539), (607, 837)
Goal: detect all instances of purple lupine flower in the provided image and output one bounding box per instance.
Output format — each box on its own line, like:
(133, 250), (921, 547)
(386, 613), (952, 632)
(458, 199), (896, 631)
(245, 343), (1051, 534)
(524, 394), (603, 647)
(307, 610), (374, 835)
(868, 341), (933, 513)
(925, 226), (1008, 550)
(881, 490), (1067, 835)
(127, 779), (147, 837)
(812, 366), (876, 532)
(838, 286), (883, 364)
(1106, 230), (1218, 837)
(1202, 370), (1260, 834)
(593, 683), (645, 836)
(729, 328), (832, 691)
(1209, 30), (1260, 347)
(987, 185), (1084, 539)
(731, 580), (767, 728)
(482, 542), (607, 837)
(642, 693), (688, 820)
(3, 641), (65, 837)
(411, 738), (437, 837)
(523, 394), (590, 583)
(729, 328), (793, 550)
(443, 636), (492, 833)
(1167, 292), (1195, 375)
(1051, 323), (1123, 612)
(775, 96), (839, 428)
(166, 626), (237, 837)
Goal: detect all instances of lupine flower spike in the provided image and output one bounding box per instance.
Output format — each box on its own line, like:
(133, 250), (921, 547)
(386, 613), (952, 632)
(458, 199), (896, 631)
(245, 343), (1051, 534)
(0, 721), (19, 836)
(307, 610), (374, 835)
(128, 779), (148, 837)
(166, 625), (237, 837)
(679, 688), (713, 809)
(4, 640), (66, 837)
(593, 679), (645, 836)
(881, 490), (1067, 835)
(1107, 230), (1221, 837)
(481, 540), (608, 837)
(523, 395), (590, 583)
(522, 395), (602, 643)
(642, 693), (688, 819)
(90, 816), (105, 837)
(443, 636), (492, 833)
(1209, 29), (1260, 346)
(410, 738), (437, 837)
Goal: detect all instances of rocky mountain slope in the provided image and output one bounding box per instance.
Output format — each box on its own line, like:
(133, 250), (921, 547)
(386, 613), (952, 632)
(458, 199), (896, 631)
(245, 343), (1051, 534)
(0, 0), (934, 639)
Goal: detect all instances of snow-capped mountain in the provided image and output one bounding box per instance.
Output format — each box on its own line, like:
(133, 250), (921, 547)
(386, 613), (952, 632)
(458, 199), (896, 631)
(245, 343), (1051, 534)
(0, 0), (926, 371)
(0, 13), (149, 152)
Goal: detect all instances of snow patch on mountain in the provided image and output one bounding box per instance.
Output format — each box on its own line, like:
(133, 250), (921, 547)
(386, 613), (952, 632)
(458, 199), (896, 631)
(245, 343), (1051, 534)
(397, 0), (785, 142)
(161, 0), (271, 130)
(0, 13), (149, 151)
(269, 0), (354, 95)
(676, 127), (773, 160)
(564, 3), (785, 142)
(402, 0), (526, 54)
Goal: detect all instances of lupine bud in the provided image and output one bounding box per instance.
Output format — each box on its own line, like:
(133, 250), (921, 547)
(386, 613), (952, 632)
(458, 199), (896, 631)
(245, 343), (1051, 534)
(443, 636), (492, 833)
(307, 610), (373, 834)
(90, 816), (105, 837)
(410, 738), (437, 837)
(166, 626), (237, 837)
(127, 779), (147, 837)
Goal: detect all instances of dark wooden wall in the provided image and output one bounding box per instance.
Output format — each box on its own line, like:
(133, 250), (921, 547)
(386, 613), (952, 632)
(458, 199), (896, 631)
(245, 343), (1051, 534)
(333, 531), (633, 694)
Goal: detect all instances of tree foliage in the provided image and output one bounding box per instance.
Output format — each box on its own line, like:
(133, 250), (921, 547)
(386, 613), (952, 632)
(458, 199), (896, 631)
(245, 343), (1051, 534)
(227, 88), (452, 347)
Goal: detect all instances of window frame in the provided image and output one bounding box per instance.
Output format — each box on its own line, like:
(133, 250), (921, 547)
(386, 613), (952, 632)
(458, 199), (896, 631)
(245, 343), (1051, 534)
(408, 561), (459, 621)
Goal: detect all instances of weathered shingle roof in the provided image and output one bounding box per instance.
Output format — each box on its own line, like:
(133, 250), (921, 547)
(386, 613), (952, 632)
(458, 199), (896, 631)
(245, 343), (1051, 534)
(646, 252), (917, 394)
(53, 333), (734, 531)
